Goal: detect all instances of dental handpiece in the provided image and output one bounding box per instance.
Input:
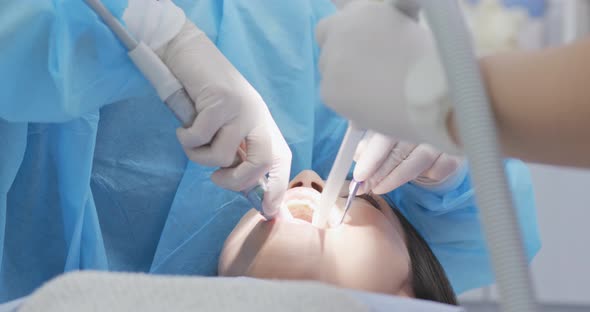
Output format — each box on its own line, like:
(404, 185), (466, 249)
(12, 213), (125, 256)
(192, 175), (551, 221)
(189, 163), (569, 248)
(85, 0), (270, 218)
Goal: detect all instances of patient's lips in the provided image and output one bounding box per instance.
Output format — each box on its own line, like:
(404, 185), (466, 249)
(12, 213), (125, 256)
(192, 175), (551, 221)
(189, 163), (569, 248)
(282, 187), (321, 223)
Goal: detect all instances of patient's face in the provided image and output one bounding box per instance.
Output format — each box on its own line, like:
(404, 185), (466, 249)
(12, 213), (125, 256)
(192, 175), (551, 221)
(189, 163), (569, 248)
(219, 170), (413, 297)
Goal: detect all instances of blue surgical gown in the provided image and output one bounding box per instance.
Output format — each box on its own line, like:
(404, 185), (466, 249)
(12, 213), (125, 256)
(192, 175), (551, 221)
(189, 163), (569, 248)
(0, 0), (540, 302)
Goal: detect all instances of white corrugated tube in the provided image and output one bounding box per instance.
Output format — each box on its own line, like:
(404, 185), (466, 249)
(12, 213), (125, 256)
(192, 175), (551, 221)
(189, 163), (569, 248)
(400, 0), (537, 311)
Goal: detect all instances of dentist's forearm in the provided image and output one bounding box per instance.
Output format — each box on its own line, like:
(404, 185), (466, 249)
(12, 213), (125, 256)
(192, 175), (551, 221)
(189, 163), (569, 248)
(447, 38), (590, 168)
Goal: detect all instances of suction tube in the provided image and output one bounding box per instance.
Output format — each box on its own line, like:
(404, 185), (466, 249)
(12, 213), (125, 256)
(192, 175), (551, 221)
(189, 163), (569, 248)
(414, 1), (536, 311)
(84, 0), (138, 50)
(84, 0), (269, 218)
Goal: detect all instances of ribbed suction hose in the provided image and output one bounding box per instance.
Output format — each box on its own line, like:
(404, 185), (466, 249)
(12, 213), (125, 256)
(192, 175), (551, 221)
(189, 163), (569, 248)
(411, 1), (537, 311)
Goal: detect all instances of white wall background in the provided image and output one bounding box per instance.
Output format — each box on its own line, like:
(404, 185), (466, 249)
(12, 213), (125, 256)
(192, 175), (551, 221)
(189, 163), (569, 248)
(461, 164), (590, 306)
(528, 164), (590, 304)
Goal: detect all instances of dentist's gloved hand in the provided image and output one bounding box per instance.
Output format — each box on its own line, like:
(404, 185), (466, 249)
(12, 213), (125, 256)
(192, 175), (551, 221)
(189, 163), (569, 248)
(316, 0), (459, 154)
(354, 132), (466, 195)
(123, 0), (291, 216)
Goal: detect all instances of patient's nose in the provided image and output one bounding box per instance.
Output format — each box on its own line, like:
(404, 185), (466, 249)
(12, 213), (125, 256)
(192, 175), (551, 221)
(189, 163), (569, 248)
(289, 170), (325, 193)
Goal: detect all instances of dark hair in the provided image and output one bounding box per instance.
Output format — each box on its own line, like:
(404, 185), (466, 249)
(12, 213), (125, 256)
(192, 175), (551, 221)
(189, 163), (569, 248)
(390, 206), (458, 305)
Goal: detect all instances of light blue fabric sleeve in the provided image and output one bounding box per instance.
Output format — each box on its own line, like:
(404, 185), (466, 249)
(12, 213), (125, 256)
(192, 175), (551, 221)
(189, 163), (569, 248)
(173, 0), (222, 43)
(0, 0), (153, 301)
(2, 114), (109, 302)
(0, 121), (27, 288)
(0, 0), (149, 122)
(384, 159), (541, 293)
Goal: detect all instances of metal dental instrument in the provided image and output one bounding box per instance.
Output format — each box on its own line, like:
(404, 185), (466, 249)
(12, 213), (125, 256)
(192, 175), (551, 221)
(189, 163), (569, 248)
(84, 0), (271, 219)
(312, 124), (366, 228)
(339, 180), (361, 225)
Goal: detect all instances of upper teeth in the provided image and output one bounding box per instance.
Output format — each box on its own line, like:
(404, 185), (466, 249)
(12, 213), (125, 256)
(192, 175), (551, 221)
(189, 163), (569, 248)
(281, 199), (345, 227)
(284, 199), (318, 211)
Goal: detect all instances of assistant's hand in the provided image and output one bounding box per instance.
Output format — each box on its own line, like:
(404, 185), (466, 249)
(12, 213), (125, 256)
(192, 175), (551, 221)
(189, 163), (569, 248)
(124, 1), (292, 216)
(354, 132), (466, 195)
(316, 0), (458, 153)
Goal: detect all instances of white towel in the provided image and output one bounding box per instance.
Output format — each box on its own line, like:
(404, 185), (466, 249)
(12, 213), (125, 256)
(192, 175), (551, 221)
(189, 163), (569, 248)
(19, 271), (463, 312)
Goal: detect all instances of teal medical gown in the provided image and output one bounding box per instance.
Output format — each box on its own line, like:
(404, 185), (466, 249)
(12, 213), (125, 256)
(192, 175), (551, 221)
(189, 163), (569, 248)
(0, 0), (540, 302)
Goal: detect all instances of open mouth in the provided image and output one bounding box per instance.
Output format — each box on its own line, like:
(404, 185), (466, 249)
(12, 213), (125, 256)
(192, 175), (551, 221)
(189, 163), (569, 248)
(281, 187), (321, 223)
(281, 187), (344, 226)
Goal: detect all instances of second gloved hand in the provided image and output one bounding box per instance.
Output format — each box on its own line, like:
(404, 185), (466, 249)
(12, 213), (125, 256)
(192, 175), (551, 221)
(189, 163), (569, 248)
(316, 0), (458, 154)
(123, 0), (291, 216)
(354, 132), (466, 195)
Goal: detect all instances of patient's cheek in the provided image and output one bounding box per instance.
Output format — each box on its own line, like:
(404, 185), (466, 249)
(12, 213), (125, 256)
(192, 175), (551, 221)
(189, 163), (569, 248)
(243, 222), (325, 280)
(220, 210), (325, 279)
(319, 216), (411, 295)
(220, 204), (411, 296)
(218, 210), (267, 276)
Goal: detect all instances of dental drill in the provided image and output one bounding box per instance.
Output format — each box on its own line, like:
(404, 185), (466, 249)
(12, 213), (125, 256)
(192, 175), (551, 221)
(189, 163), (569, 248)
(84, 0), (270, 219)
(317, 1), (536, 311)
